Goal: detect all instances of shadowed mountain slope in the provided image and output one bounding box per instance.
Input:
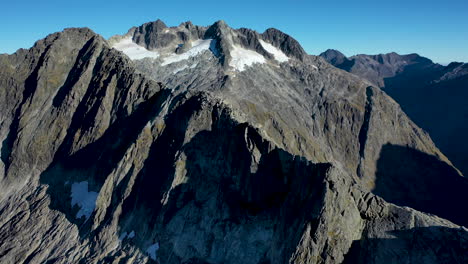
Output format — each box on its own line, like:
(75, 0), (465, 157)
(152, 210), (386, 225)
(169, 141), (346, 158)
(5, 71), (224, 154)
(320, 49), (468, 176)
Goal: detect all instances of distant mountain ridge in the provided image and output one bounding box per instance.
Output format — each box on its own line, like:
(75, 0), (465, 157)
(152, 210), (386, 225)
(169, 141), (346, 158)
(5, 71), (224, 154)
(319, 49), (445, 87)
(320, 49), (468, 176)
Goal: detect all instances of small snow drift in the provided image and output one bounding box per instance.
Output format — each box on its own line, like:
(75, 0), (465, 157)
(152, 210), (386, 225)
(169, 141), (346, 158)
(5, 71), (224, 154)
(229, 45), (266, 71)
(259, 40), (289, 62)
(118, 232), (127, 241)
(119, 230), (136, 241)
(112, 37), (160, 60)
(146, 242), (160, 260)
(172, 65), (188, 74)
(70, 181), (98, 220)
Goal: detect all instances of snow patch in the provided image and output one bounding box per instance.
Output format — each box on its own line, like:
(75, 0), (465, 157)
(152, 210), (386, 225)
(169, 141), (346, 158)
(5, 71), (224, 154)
(70, 181), (98, 220)
(146, 243), (159, 260)
(162, 39), (214, 66)
(229, 45), (266, 71)
(119, 232), (128, 241)
(112, 37), (160, 60)
(172, 65), (188, 74)
(119, 230), (136, 241)
(259, 40), (289, 62)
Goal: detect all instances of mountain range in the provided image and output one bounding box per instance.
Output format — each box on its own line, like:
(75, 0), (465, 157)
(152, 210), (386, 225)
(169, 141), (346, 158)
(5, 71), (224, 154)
(320, 49), (468, 176)
(0, 20), (467, 264)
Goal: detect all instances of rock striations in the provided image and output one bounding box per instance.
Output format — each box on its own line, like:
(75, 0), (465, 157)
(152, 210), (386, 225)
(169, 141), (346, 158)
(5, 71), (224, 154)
(320, 50), (468, 177)
(0, 20), (467, 264)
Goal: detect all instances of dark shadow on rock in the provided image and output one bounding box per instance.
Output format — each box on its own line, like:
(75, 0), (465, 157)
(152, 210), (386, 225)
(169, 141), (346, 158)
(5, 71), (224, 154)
(342, 226), (468, 264)
(118, 102), (331, 263)
(119, 93), (206, 230)
(1, 44), (53, 172)
(39, 84), (333, 262)
(336, 58), (356, 72)
(383, 64), (468, 176)
(373, 144), (468, 227)
(39, 86), (169, 237)
(52, 37), (98, 107)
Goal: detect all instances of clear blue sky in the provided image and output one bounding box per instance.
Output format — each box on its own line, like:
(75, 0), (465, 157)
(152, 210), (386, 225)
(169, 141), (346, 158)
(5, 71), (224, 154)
(1, 0), (467, 64)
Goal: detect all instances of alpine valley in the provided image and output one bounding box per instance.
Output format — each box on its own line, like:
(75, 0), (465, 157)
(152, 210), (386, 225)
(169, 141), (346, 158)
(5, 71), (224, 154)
(320, 49), (468, 177)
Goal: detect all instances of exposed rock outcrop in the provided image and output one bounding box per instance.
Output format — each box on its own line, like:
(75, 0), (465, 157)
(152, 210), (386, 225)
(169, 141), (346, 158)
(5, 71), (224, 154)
(0, 20), (467, 264)
(320, 50), (468, 176)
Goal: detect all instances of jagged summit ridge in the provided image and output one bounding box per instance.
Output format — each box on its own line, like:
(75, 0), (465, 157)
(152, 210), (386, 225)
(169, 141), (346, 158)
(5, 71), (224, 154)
(320, 49), (349, 66)
(319, 50), (437, 86)
(109, 19), (308, 72)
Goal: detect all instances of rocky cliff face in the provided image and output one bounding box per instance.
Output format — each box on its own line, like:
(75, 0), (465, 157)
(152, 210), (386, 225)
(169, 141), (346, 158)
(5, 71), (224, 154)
(320, 50), (468, 177)
(0, 21), (467, 264)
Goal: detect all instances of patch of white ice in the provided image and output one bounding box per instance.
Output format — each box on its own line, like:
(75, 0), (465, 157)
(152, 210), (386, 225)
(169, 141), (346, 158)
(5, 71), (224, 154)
(259, 40), (289, 62)
(119, 230), (136, 241)
(172, 65), (188, 74)
(112, 37), (160, 60)
(119, 232), (128, 241)
(162, 39), (214, 66)
(229, 45), (266, 71)
(70, 181), (98, 220)
(146, 242), (159, 260)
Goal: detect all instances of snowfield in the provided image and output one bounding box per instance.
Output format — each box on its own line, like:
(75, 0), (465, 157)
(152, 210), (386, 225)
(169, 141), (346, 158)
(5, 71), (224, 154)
(113, 37), (217, 66)
(119, 230), (136, 241)
(70, 181), (98, 220)
(146, 242), (160, 260)
(259, 40), (289, 62)
(229, 45), (266, 71)
(112, 37), (160, 60)
(162, 39), (214, 65)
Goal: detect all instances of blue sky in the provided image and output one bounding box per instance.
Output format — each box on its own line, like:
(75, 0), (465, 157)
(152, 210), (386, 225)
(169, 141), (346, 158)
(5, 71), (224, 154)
(1, 0), (467, 64)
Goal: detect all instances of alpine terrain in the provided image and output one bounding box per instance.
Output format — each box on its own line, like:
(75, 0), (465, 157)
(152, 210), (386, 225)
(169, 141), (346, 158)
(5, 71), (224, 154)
(320, 49), (468, 176)
(0, 20), (467, 264)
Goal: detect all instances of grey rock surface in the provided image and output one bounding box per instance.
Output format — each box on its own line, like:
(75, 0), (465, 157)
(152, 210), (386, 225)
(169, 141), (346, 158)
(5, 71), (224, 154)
(0, 20), (467, 264)
(316, 49), (348, 66)
(320, 50), (468, 177)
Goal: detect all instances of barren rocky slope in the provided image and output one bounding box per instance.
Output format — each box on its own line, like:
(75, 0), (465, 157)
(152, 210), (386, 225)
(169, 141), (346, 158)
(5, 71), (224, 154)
(0, 20), (467, 264)
(320, 49), (468, 176)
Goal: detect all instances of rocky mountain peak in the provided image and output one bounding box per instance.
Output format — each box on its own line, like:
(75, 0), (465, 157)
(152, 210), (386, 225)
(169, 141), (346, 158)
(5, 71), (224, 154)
(178, 20), (195, 29)
(319, 49), (348, 66)
(132, 19), (175, 49)
(197, 20), (302, 65)
(320, 50), (440, 87)
(261, 28), (307, 60)
(110, 20), (305, 73)
(141, 19), (168, 32)
(1, 20), (468, 264)
(37, 27), (100, 48)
